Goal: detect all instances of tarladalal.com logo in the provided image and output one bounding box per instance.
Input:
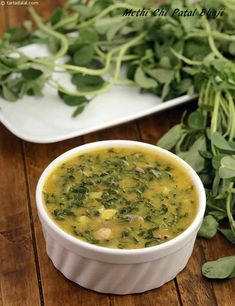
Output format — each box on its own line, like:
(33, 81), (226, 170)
(1, 0), (39, 5)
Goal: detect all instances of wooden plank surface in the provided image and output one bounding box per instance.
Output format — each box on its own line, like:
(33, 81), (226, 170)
(9, 2), (108, 305)
(0, 1), (235, 306)
(0, 124), (41, 306)
(0, 6), (41, 306)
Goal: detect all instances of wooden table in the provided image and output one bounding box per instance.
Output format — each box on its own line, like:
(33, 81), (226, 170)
(0, 2), (235, 305)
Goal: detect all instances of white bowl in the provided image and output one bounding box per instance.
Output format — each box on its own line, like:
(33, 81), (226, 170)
(36, 140), (206, 294)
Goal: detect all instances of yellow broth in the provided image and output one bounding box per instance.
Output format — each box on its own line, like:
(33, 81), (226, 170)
(43, 147), (198, 249)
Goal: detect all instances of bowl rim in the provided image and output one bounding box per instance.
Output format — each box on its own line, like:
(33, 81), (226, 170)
(36, 140), (206, 263)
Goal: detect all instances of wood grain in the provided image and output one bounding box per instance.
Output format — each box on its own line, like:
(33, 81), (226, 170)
(0, 125), (41, 306)
(176, 241), (218, 306)
(0, 7), (41, 306)
(5, 0), (65, 28)
(0, 4), (6, 36)
(136, 101), (197, 145)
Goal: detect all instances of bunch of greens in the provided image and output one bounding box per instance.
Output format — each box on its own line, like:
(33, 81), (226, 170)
(202, 256), (235, 279)
(0, 0), (234, 115)
(0, 0), (155, 116)
(157, 70), (235, 278)
(155, 1), (235, 278)
(0, 0), (235, 277)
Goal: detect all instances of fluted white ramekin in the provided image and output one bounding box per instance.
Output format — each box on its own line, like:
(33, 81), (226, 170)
(36, 140), (206, 294)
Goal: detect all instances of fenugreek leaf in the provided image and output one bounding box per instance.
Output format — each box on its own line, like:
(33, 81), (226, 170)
(72, 73), (105, 91)
(58, 90), (89, 106)
(134, 67), (158, 89)
(198, 215), (218, 239)
(157, 124), (185, 150)
(202, 256), (235, 279)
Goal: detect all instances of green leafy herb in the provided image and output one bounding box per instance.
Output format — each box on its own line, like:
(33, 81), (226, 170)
(178, 136), (207, 172)
(198, 215), (218, 239)
(134, 67), (158, 89)
(2, 85), (18, 102)
(73, 45), (95, 66)
(202, 256), (235, 279)
(72, 104), (87, 117)
(22, 68), (43, 80)
(218, 228), (235, 244)
(50, 8), (67, 26)
(58, 90), (88, 106)
(1, 0), (235, 120)
(188, 111), (205, 130)
(53, 208), (75, 220)
(157, 124), (185, 150)
(79, 28), (99, 43)
(219, 156), (235, 179)
(71, 73), (105, 92)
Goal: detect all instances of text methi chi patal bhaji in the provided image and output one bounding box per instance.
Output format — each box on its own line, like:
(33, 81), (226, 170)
(122, 7), (225, 18)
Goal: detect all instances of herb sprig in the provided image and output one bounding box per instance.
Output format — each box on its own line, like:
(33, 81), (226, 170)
(1, 0), (234, 117)
(0, 0), (149, 115)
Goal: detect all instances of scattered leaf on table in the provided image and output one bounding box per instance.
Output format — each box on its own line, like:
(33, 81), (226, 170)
(202, 256), (235, 279)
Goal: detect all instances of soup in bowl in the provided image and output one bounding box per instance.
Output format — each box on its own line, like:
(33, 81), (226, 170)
(36, 140), (206, 294)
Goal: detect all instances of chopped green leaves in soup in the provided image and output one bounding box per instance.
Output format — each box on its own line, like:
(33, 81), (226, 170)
(43, 147), (198, 249)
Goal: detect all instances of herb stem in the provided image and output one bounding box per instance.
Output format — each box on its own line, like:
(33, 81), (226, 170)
(203, 16), (230, 62)
(28, 7), (69, 59)
(185, 30), (235, 42)
(34, 49), (115, 75)
(114, 32), (146, 80)
(204, 80), (211, 107)
(226, 91), (235, 140)
(206, 202), (225, 212)
(114, 54), (139, 61)
(53, 13), (78, 30)
(115, 78), (135, 86)
(96, 38), (132, 46)
(94, 46), (106, 59)
(95, 47), (138, 62)
(199, 80), (207, 107)
(211, 91), (221, 134)
(226, 183), (235, 234)
(77, 3), (140, 28)
(48, 79), (112, 97)
(211, 90), (221, 155)
(170, 48), (202, 66)
(222, 0), (235, 12)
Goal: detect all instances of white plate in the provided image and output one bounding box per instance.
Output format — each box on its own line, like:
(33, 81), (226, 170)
(0, 45), (194, 143)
